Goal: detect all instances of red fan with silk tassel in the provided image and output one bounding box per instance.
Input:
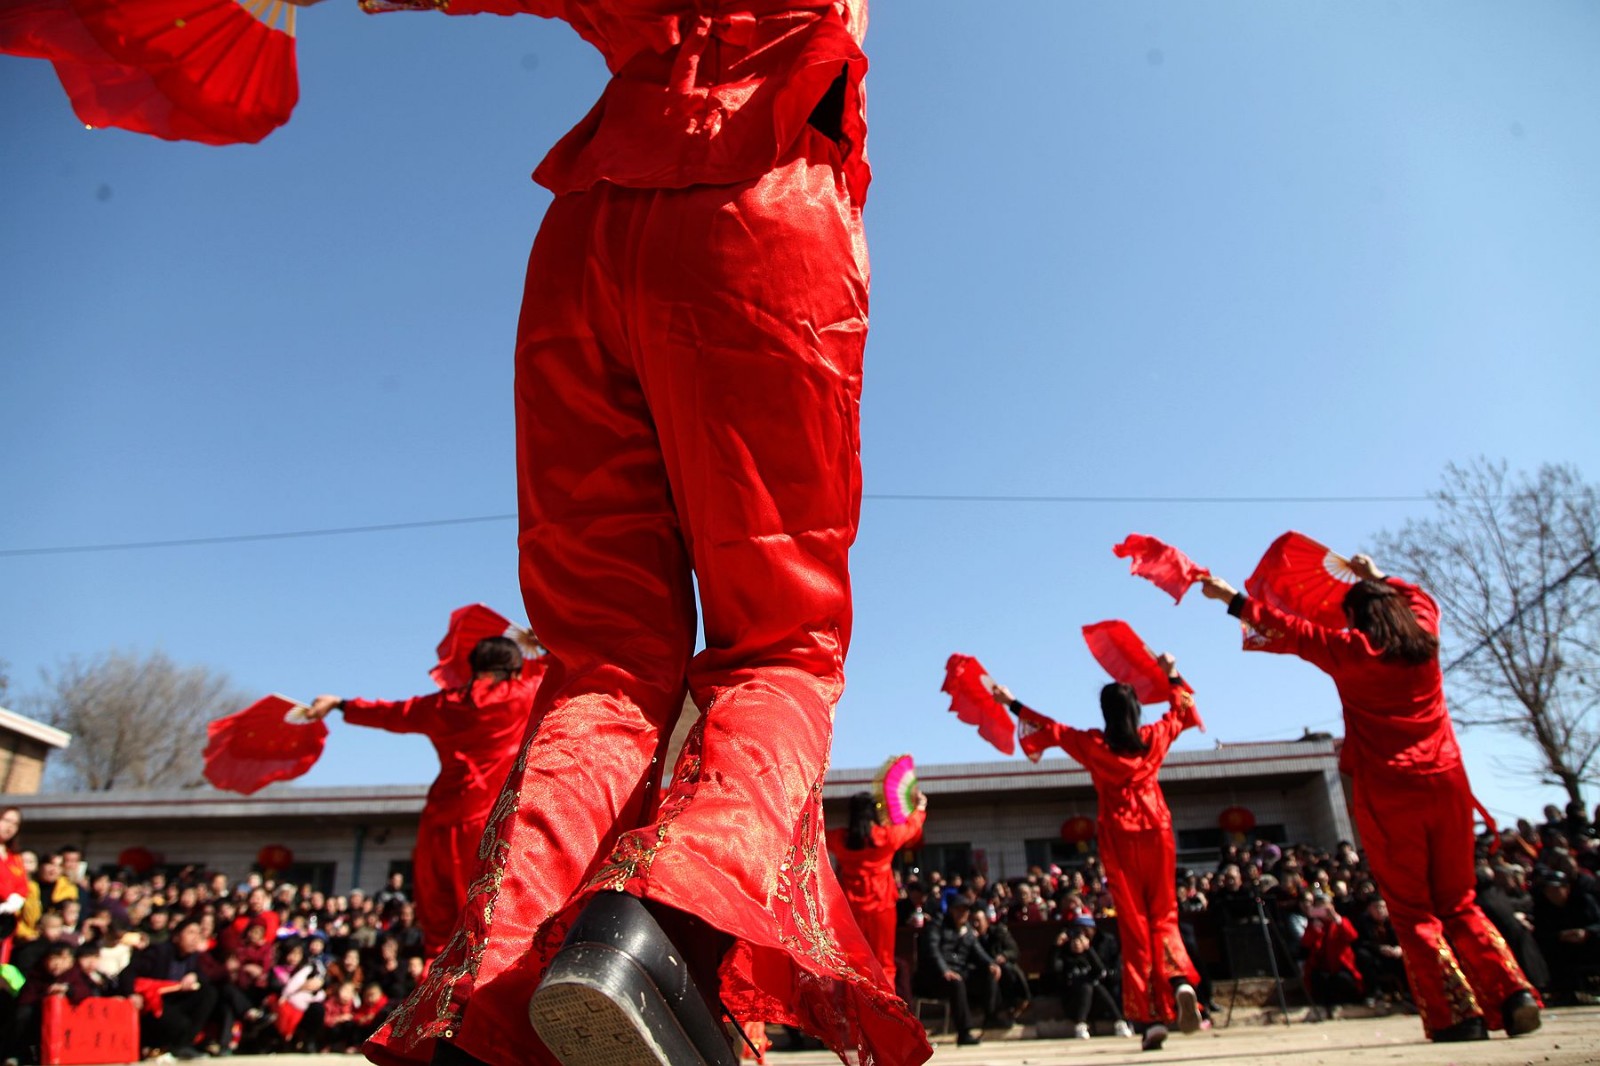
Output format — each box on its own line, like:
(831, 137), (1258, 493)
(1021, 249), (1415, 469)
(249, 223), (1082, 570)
(203, 693), (327, 795)
(1243, 531), (1360, 644)
(1080, 620), (1190, 705)
(0, 0), (302, 144)
(1112, 533), (1210, 603)
(941, 654), (1015, 755)
(431, 603), (545, 690)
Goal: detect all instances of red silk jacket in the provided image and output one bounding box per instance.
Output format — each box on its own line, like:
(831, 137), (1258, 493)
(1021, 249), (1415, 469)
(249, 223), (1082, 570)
(1017, 685), (1202, 833)
(342, 669), (544, 824)
(362, 0), (870, 202)
(826, 808), (925, 913)
(1237, 577), (1462, 781)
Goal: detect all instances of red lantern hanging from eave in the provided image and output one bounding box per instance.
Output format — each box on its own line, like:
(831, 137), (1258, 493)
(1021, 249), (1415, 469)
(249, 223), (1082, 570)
(117, 846), (157, 875)
(1060, 816), (1096, 853)
(256, 844), (294, 872)
(1218, 805), (1257, 841)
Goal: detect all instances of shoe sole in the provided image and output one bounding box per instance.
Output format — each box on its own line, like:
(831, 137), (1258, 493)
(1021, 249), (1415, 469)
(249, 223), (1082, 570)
(1176, 986), (1200, 1034)
(1506, 999), (1541, 1037)
(1141, 1025), (1168, 1051)
(530, 943), (712, 1066)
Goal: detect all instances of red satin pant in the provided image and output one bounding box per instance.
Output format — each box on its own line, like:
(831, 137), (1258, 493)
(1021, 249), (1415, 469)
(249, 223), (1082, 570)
(369, 129), (925, 1066)
(1352, 765), (1535, 1035)
(1098, 825), (1199, 1023)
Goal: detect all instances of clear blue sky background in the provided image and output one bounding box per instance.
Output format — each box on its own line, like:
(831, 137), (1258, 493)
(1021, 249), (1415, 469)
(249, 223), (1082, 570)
(3, 2), (1598, 826)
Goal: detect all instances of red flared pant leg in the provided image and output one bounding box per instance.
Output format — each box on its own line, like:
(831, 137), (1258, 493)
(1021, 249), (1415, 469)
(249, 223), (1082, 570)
(370, 131), (928, 1066)
(1353, 766), (1534, 1036)
(850, 905), (899, 988)
(1099, 827), (1197, 1024)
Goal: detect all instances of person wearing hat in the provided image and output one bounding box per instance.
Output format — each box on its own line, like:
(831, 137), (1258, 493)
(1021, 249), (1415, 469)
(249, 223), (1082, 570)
(913, 897), (994, 1046)
(1199, 557), (1542, 1042)
(989, 653), (1204, 1042)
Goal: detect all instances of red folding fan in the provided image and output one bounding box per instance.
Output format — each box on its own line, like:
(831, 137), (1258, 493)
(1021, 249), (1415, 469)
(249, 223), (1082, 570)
(203, 694), (327, 795)
(1112, 533), (1210, 603)
(941, 654), (1015, 755)
(1081, 620), (1183, 705)
(1244, 531), (1359, 631)
(431, 603), (545, 690)
(1, 0), (300, 145)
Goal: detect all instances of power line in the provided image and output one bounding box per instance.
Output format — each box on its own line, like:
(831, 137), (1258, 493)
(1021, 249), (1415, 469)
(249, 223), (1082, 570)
(0, 491), (1452, 558)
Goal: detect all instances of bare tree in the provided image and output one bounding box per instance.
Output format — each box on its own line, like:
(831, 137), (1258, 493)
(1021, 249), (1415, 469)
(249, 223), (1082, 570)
(32, 650), (245, 791)
(1373, 460), (1600, 804)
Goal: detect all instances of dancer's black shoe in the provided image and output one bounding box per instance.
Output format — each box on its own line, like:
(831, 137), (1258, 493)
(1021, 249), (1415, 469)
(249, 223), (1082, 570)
(431, 1041), (492, 1066)
(1503, 990), (1541, 1037)
(1430, 1016), (1487, 1042)
(529, 892), (738, 1066)
(1140, 1023), (1168, 1051)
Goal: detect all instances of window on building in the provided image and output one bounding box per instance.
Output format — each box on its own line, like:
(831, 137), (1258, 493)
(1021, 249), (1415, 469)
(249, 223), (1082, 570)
(1176, 824), (1288, 865)
(911, 842), (973, 881)
(1024, 838), (1097, 870)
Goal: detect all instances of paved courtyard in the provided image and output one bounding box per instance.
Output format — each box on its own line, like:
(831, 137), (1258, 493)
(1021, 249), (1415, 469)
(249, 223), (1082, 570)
(216, 1006), (1600, 1066)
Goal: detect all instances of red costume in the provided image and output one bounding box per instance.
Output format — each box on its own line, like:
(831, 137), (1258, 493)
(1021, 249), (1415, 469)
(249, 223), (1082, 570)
(342, 669), (544, 957)
(1016, 684), (1202, 1024)
(1235, 578), (1537, 1035)
(0, 846), (27, 966)
(360, 3), (927, 1065)
(825, 809), (925, 986)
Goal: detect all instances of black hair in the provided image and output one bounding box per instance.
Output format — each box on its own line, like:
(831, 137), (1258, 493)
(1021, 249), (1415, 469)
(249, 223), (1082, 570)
(1341, 580), (1438, 664)
(1100, 683), (1148, 756)
(845, 792), (877, 850)
(469, 636), (524, 681)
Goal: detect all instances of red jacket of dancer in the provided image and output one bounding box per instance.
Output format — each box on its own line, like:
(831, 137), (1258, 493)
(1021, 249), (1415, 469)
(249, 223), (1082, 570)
(342, 669), (545, 825)
(826, 809), (925, 914)
(363, 0), (871, 203)
(1017, 685), (1203, 830)
(1233, 577), (1461, 781)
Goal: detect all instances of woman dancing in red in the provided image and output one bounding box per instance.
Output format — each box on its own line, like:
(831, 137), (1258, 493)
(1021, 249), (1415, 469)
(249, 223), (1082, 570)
(987, 654), (1203, 1047)
(279, 2), (929, 1066)
(825, 789), (927, 992)
(1199, 554), (1540, 1042)
(307, 637), (543, 959)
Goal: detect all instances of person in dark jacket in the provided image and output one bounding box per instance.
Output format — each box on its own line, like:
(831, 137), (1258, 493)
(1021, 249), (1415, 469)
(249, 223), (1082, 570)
(1532, 870), (1600, 1004)
(970, 910), (1030, 1026)
(1047, 917), (1134, 1040)
(120, 919), (218, 1059)
(913, 898), (995, 1046)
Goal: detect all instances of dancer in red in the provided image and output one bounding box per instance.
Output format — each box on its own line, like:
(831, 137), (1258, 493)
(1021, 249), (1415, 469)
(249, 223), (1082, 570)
(308, 637), (544, 959)
(280, 2), (930, 1066)
(826, 789), (927, 990)
(987, 655), (1203, 1046)
(1199, 554), (1541, 1042)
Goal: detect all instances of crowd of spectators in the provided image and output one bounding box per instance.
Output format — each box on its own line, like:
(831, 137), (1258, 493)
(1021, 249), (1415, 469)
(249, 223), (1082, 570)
(0, 815), (431, 1064)
(894, 799), (1600, 1038)
(4, 801), (1598, 1059)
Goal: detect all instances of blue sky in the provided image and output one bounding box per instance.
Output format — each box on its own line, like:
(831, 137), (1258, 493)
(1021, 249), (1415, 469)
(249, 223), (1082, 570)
(3, 1), (1598, 826)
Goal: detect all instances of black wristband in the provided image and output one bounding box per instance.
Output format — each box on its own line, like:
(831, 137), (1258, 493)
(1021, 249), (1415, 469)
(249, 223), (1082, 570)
(1226, 592), (1246, 618)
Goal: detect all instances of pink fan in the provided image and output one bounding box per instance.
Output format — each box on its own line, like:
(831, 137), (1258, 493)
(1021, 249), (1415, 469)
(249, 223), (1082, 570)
(873, 755), (918, 826)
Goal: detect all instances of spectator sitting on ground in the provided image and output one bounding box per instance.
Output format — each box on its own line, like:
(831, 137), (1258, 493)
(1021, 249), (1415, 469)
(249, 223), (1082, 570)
(1047, 916), (1134, 1041)
(970, 909), (1030, 1027)
(1532, 870), (1600, 1005)
(121, 918), (219, 1060)
(1299, 891), (1363, 1019)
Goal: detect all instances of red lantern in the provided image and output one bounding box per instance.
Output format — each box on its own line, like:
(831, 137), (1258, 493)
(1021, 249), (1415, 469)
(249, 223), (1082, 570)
(256, 844), (295, 873)
(117, 846), (157, 875)
(1060, 816), (1096, 853)
(1218, 805), (1257, 843)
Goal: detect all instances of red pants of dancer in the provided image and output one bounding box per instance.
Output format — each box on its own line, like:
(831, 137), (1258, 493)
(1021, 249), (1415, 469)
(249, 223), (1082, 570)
(368, 128), (927, 1066)
(849, 904), (899, 988)
(1352, 764), (1535, 1035)
(412, 814), (487, 959)
(1098, 826), (1199, 1023)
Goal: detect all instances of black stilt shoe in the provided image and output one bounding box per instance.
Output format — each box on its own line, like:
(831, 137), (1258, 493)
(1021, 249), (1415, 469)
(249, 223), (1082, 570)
(529, 892), (739, 1066)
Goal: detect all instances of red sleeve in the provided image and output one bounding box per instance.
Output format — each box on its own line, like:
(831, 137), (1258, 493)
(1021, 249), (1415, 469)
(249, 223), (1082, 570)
(1384, 576), (1441, 635)
(1238, 596), (1362, 673)
(340, 691), (446, 737)
(1017, 706), (1093, 765)
(885, 809), (926, 851)
(1143, 685), (1204, 755)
